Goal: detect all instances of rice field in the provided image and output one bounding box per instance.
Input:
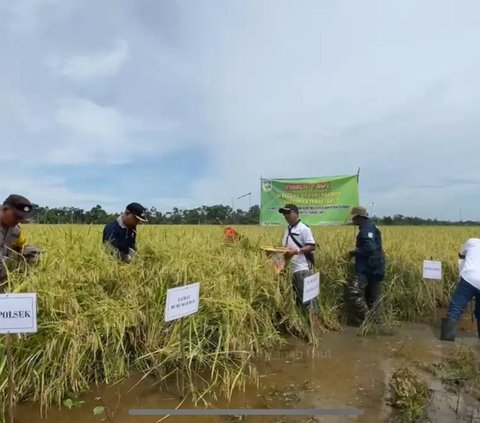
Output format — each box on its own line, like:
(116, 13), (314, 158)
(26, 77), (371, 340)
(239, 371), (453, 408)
(0, 224), (477, 417)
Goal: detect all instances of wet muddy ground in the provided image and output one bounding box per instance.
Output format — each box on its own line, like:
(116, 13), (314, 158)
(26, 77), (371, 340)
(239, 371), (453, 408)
(15, 315), (480, 423)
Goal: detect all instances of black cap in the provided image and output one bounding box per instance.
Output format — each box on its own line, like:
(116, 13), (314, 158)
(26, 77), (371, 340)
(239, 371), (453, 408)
(3, 194), (33, 220)
(126, 202), (148, 222)
(279, 204), (299, 214)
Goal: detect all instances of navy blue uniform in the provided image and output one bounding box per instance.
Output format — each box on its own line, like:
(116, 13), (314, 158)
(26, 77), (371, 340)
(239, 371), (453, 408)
(102, 219), (136, 259)
(353, 219), (385, 278)
(352, 219), (385, 310)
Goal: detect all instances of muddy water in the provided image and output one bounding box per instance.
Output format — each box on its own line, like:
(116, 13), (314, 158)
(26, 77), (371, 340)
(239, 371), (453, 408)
(15, 320), (478, 423)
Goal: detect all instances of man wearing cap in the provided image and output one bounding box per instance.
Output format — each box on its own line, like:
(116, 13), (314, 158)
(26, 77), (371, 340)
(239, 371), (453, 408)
(279, 204), (318, 313)
(0, 194), (40, 288)
(103, 202), (147, 263)
(347, 206), (385, 323)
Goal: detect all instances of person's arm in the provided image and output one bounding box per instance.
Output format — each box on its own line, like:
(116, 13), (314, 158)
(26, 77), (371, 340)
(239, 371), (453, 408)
(303, 226), (316, 249)
(459, 240), (470, 259)
(131, 230), (137, 251)
(297, 244), (315, 254)
(286, 227), (316, 258)
(298, 226), (316, 254)
(103, 224), (124, 253)
(103, 224), (114, 244)
(281, 228), (288, 247)
(127, 231), (137, 259)
(11, 230), (27, 253)
(352, 226), (376, 258)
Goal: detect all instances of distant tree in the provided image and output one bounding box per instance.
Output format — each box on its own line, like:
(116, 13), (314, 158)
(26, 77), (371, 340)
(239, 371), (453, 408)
(85, 205), (109, 224)
(22, 202), (480, 226)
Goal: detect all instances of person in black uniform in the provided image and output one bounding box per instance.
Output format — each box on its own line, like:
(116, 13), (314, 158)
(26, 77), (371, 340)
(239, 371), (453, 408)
(103, 202), (147, 263)
(346, 206), (385, 323)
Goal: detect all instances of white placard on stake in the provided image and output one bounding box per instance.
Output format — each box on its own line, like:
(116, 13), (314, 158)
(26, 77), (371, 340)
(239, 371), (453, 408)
(165, 282), (200, 322)
(303, 273), (320, 303)
(0, 293), (37, 334)
(423, 260), (442, 280)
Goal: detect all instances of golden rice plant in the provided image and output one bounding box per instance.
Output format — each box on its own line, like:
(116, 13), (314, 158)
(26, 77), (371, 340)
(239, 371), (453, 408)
(0, 224), (475, 418)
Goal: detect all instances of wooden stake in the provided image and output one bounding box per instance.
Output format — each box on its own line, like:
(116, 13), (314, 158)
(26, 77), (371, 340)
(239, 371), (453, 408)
(6, 333), (14, 423)
(309, 302), (316, 355)
(179, 317), (186, 399)
(431, 280), (437, 322)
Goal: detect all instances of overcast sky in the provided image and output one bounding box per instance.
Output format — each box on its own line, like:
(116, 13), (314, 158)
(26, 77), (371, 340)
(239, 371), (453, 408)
(1, 0), (479, 219)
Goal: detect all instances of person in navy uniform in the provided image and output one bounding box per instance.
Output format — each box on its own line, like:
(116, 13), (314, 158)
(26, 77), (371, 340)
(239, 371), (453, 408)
(103, 202), (147, 263)
(346, 206), (385, 323)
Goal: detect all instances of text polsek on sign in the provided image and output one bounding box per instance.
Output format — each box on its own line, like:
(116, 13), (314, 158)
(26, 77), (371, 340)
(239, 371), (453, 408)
(0, 293), (37, 334)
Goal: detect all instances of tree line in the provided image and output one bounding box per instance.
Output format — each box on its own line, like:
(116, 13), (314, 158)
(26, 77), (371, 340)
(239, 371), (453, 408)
(28, 204), (261, 225)
(375, 214), (479, 226)
(25, 204), (478, 226)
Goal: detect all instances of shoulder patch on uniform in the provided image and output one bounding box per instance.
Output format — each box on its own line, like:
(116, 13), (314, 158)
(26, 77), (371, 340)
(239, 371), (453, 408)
(368, 232), (374, 238)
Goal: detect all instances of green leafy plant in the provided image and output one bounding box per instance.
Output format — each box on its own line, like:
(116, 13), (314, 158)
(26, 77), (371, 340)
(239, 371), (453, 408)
(93, 406), (105, 415)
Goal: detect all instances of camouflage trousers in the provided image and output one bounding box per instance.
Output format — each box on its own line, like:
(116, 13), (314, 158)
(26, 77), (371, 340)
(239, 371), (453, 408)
(345, 273), (383, 324)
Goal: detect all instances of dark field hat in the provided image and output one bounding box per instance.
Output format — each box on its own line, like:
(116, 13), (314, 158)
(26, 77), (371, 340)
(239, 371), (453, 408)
(279, 204), (299, 214)
(3, 194), (33, 220)
(350, 206), (368, 218)
(126, 202), (148, 222)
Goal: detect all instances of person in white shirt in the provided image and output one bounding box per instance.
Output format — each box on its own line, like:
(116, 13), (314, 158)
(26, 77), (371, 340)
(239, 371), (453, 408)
(279, 204), (317, 313)
(441, 238), (480, 341)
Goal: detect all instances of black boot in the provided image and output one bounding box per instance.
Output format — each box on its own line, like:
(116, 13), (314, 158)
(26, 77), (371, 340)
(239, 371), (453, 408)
(440, 317), (457, 341)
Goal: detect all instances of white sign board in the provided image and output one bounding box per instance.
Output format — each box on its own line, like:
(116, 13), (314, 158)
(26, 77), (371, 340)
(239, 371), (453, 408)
(423, 260), (442, 280)
(303, 273), (320, 303)
(0, 293), (37, 334)
(165, 283), (200, 322)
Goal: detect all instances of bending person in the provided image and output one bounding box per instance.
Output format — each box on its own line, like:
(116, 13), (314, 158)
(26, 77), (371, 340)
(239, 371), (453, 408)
(0, 194), (40, 290)
(103, 202), (147, 263)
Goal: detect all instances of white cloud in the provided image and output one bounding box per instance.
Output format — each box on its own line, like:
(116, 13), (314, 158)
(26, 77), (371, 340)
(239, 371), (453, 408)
(47, 39), (129, 80)
(49, 98), (127, 164)
(2, 0), (77, 35)
(1, 0), (480, 217)
(56, 98), (126, 141)
(0, 173), (118, 210)
(47, 97), (181, 165)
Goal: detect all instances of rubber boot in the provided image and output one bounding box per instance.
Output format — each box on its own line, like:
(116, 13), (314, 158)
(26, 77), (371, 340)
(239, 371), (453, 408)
(440, 317), (457, 342)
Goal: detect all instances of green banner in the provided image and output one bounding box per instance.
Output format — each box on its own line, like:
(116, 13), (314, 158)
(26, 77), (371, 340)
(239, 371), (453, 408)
(260, 175), (359, 226)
